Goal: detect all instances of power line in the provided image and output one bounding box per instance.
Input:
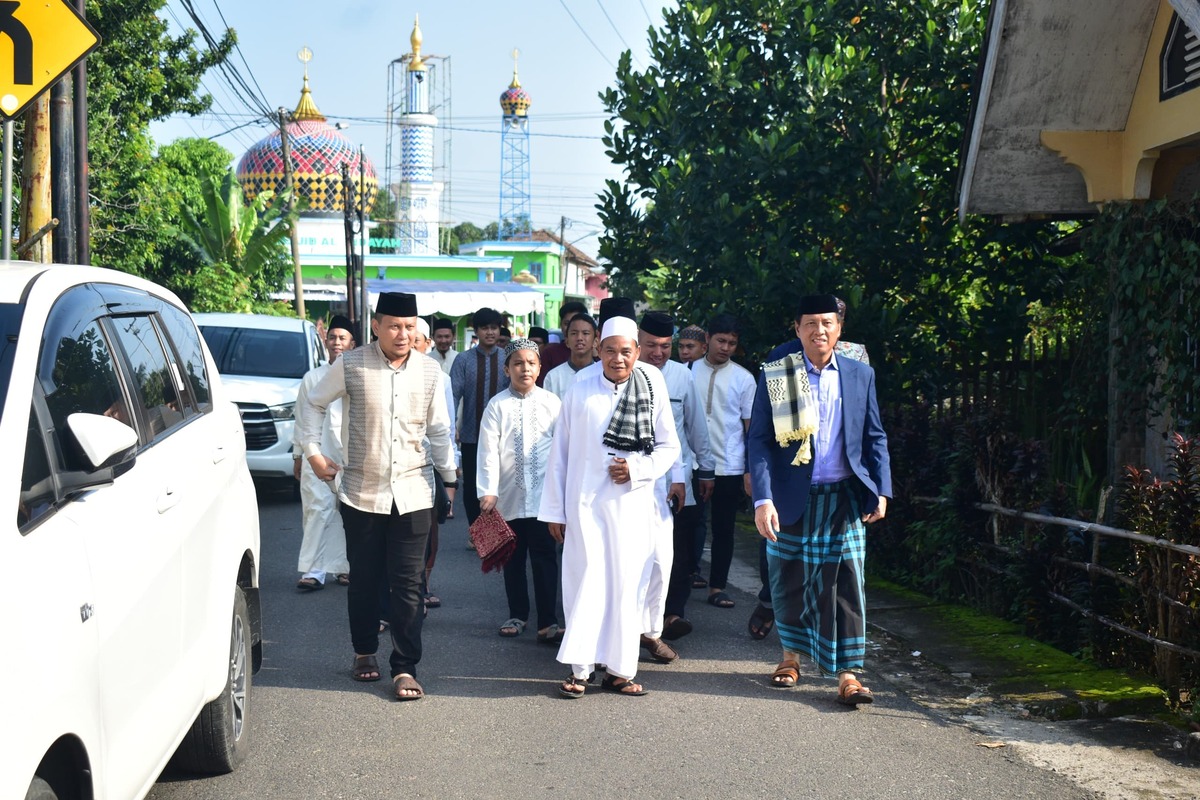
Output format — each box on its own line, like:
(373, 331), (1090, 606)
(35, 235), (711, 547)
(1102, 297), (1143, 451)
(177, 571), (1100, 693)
(176, 0), (275, 118)
(595, 0), (639, 65)
(204, 0), (273, 115)
(638, 0), (655, 26)
(557, 0), (616, 70)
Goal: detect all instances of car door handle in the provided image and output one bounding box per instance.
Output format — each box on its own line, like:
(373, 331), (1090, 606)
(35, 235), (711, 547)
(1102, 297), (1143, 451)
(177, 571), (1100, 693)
(157, 487), (181, 514)
(213, 445), (227, 464)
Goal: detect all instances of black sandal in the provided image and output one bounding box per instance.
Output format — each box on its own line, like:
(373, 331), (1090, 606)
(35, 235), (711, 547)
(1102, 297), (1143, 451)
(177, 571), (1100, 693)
(558, 675), (588, 699)
(600, 675), (648, 696)
(707, 591), (735, 608)
(748, 603), (775, 639)
(351, 654), (381, 682)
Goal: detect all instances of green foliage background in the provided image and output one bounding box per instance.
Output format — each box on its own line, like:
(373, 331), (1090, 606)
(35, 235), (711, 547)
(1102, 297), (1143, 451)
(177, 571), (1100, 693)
(597, 0), (1073, 404)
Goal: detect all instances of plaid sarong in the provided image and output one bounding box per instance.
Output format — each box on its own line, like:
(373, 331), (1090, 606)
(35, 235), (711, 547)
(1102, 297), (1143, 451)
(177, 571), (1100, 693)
(768, 480), (867, 676)
(602, 364), (656, 454)
(762, 353), (819, 465)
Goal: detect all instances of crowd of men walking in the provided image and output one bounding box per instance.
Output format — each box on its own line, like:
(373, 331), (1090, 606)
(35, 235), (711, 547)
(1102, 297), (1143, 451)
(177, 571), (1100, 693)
(291, 291), (890, 704)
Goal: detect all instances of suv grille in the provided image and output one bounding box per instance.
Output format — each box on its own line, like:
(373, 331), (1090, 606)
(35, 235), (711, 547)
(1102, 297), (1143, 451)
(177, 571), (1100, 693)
(236, 402), (279, 450)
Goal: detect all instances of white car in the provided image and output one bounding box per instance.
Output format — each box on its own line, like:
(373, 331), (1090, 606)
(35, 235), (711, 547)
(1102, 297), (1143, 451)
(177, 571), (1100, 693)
(194, 313), (325, 482)
(0, 264), (262, 800)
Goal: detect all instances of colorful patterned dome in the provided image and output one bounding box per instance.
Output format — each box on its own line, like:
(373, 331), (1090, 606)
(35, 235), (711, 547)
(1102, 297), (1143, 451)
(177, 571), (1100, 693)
(236, 78), (377, 215)
(500, 52), (531, 117)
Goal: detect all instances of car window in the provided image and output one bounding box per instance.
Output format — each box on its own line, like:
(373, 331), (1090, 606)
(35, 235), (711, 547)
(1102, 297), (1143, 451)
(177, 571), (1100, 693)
(199, 326), (311, 379)
(41, 320), (128, 472)
(19, 402), (55, 530)
(159, 304), (212, 414)
(108, 315), (185, 440)
(0, 302), (23, 424)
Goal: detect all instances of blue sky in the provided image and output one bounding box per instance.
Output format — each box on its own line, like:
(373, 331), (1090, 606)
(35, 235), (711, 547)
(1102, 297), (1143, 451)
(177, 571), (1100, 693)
(151, 0), (675, 259)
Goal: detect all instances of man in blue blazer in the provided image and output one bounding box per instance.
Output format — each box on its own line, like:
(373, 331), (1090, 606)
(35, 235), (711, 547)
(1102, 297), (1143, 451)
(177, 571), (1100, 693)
(746, 294), (891, 705)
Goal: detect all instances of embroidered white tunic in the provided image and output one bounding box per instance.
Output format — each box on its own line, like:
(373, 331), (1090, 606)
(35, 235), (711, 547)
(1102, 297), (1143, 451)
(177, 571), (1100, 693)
(538, 367), (680, 680)
(299, 343), (456, 516)
(476, 386), (561, 521)
(292, 363), (349, 576)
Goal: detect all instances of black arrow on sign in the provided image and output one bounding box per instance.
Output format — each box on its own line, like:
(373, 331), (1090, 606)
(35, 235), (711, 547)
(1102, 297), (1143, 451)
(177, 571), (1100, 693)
(0, 1), (33, 85)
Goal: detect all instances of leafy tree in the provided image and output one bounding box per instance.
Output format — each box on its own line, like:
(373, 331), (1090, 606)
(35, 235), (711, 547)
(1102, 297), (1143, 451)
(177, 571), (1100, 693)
(170, 169), (296, 313)
(443, 220), (500, 254)
(142, 137), (234, 293)
(598, 0), (1066, 397)
(83, 0), (234, 276)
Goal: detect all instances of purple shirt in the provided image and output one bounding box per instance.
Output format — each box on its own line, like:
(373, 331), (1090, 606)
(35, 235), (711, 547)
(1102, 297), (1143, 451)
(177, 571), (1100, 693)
(806, 352), (853, 485)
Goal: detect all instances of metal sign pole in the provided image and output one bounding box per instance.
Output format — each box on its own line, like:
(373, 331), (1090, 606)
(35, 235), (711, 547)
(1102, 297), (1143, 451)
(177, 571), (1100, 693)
(2, 119), (13, 260)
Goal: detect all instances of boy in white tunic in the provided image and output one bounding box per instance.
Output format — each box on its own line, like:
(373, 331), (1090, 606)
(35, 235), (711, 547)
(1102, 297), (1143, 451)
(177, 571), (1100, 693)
(539, 315), (680, 698)
(477, 338), (562, 640)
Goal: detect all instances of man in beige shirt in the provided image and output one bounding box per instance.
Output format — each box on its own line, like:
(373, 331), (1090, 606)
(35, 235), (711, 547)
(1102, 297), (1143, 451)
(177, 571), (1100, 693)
(300, 292), (456, 701)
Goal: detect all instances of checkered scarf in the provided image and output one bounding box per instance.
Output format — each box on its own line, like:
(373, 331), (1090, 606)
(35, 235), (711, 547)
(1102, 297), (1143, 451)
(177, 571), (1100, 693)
(602, 364), (656, 455)
(763, 353), (819, 466)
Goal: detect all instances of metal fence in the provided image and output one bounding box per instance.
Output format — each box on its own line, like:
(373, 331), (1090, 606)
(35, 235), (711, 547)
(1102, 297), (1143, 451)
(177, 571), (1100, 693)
(917, 496), (1200, 693)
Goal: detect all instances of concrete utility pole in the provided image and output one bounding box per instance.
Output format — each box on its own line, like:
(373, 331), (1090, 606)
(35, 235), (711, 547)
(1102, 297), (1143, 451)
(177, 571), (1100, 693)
(20, 96), (53, 263)
(278, 107), (305, 318)
(358, 144), (369, 344)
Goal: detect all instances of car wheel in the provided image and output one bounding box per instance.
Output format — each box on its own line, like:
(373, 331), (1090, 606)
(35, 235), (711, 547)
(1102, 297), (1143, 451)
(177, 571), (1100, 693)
(171, 588), (252, 774)
(25, 778), (57, 800)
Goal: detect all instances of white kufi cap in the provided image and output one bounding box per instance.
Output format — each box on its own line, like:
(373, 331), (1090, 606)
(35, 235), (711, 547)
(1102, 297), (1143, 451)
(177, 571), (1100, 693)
(600, 316), (638, 342)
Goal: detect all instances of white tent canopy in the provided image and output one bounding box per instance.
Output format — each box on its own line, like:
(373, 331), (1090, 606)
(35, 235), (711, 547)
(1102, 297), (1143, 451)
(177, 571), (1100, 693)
(279, 278), (546, 317)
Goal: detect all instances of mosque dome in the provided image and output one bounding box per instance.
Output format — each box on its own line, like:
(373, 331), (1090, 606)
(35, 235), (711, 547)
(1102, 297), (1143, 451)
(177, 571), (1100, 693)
(236, 74), (378, 215)
(499, 51), (531, 117)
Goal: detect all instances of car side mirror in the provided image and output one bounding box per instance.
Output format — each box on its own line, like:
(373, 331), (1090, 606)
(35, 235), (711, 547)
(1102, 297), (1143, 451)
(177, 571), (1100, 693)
(67, 412), (139, 470)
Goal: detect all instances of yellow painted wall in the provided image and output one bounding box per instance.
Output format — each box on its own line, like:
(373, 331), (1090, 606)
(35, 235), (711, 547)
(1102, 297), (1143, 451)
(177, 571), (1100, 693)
(1041, 0), (1200, 202)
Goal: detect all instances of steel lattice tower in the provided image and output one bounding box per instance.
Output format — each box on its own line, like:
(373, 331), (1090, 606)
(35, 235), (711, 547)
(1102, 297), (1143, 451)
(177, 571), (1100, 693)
(498, 49), (531, 240)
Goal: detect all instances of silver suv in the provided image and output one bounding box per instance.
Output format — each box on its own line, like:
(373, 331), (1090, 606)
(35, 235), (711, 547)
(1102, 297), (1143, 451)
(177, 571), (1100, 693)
(195, 313), (325, 481)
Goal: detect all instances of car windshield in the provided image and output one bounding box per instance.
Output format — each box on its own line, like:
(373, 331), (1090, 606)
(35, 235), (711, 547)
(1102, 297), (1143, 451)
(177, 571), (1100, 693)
(0, 303), (24, 422)
(199, 326), (309, 379)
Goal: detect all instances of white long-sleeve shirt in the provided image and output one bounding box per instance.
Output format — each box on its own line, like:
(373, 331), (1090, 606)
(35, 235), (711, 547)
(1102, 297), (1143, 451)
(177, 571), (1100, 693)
(476, 386), (561, 520)
(656, 358), (715, 506)
(690, 356), (755, 475)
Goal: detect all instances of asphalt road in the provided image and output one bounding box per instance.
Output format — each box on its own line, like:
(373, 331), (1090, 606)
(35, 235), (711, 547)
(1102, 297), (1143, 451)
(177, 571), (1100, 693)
(148, 487), (1095, 800)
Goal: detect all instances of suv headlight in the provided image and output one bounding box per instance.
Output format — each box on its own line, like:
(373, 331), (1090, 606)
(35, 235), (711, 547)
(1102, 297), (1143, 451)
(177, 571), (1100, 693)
(269, 402), (296, 421)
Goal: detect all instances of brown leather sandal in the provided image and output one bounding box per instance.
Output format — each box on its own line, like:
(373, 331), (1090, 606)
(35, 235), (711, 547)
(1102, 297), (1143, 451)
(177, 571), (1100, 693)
(837, 677), (874, 705)
(770, 659), (800, 689)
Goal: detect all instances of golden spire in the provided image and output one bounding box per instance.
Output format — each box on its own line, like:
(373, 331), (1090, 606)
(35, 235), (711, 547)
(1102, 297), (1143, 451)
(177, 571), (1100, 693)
(409, 15), (426, 71)
(292, 46), (325, 122)
(510, 47), (521, 89)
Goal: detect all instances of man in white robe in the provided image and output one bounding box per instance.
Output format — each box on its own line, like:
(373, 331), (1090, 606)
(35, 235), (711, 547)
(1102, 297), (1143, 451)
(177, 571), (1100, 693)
(292, 316), (355, 590)
(539, 314), (680, 697)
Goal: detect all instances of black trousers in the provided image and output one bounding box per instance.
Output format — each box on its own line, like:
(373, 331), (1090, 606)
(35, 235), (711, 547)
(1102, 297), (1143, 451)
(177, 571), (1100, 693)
(503, 517), (559, 631)
(341, 502), (430, 679)
(707, 475), (744, 590)
(460, 442), (481, 525)
(665, 504), (700, 618)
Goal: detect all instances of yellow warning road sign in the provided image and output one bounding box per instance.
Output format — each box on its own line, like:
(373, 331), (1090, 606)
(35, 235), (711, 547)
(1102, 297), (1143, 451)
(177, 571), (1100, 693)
(0, 0), (100, 120)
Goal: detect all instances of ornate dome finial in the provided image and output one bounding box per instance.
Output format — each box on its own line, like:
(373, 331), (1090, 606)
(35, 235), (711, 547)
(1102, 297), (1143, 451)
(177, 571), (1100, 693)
(409, 15), (426, 72)
(293, 46), (325, 122)
(500, 47), (531, 116)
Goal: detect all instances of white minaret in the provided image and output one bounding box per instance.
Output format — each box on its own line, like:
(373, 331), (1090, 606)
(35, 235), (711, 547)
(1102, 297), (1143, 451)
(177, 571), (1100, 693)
(398, 15), (443, 255)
